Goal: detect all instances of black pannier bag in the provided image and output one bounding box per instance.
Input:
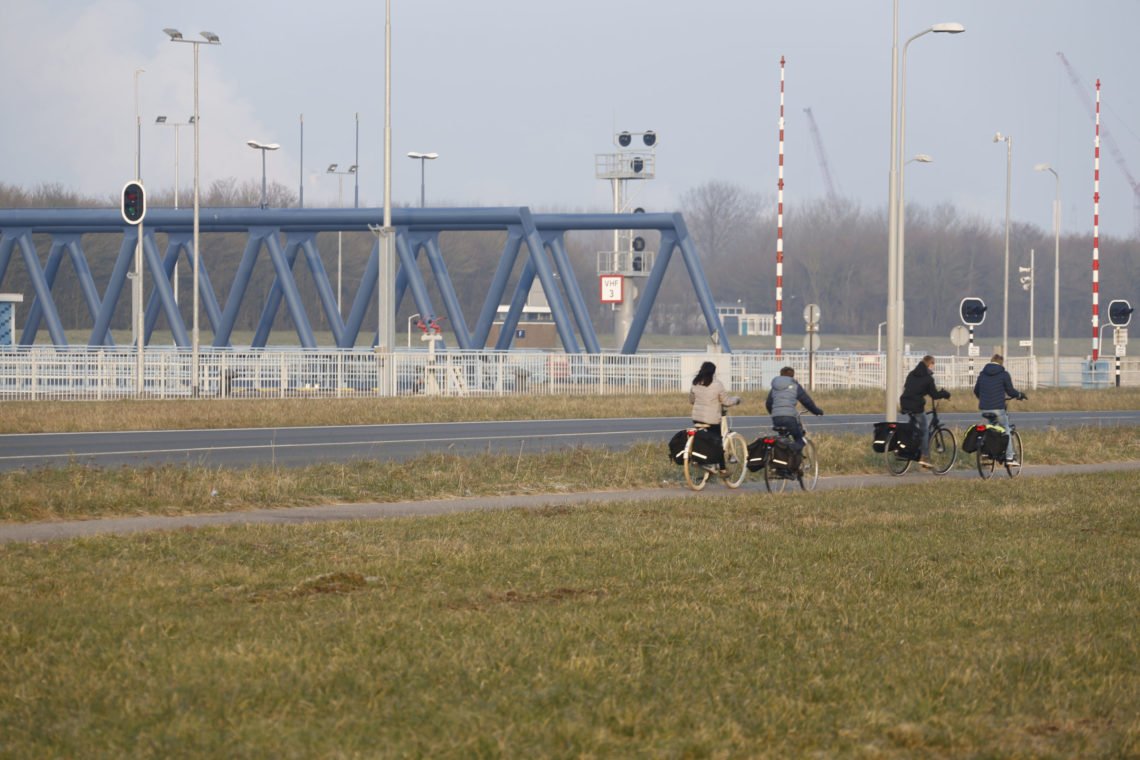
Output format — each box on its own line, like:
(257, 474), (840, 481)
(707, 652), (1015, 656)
(961, 424), (985, 454)
(768, 438), (802, 472)
(889, 419), (921, 457)
(981, 426), (1009, 458)
(668, 430), (688, 465)
(872, 421), (897, 453)
(669, 428), (720, 466)
(746, 437), (771, 472)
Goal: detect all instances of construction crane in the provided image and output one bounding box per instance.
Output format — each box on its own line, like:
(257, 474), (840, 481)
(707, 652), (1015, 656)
(802, 107), (839, 202)
(1057, 51), (1140, 236)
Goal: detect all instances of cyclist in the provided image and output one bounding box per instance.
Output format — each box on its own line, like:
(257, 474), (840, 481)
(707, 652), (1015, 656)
(973, 353), (1027, 464)
(765, 366), (823, 453)
(899, 355), (952, 468)
(689, 361), (741, 475)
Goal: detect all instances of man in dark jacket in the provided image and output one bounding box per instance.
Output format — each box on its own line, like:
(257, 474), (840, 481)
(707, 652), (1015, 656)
(973, 353), (1026, 463)
(765, 367), (823, 452)
(899, 355), (951, 467)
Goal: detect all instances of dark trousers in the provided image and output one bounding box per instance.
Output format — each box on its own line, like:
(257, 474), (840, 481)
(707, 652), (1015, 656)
(771, 416), (805, 452)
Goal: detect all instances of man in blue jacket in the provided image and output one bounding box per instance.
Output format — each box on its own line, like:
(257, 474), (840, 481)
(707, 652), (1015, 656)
(765, 366), (823, 452)
(973, 353), (1027, 464)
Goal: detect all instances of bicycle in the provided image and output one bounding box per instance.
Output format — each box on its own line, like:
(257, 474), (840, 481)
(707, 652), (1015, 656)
(760, 410), (818, 493)
(975, 404), (1022, 480)
(885, 400), (957, 476)
(683, 404), (748, 491)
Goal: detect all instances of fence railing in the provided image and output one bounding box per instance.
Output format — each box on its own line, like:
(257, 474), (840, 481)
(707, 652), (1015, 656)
(0, 347), (1135, 401)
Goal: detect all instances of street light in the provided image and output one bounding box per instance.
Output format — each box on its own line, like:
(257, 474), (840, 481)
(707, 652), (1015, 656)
(164, 27), (220, 397)
(1035, 163), (1061, 387)
(897, 152), (933, 364)
(156, 115), (194, 304)
(247, 140), (280, 209)
(994, 131), (1013, 358)
(407, 312), (420, 348)
(885, 9), (964, 419)
(327, 163), (358, 312)
(407, 151), (438, 207)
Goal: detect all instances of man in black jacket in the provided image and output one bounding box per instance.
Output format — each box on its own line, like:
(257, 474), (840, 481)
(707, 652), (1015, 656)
(973, 353), (1026, 463)
(899, 355), (951, 467)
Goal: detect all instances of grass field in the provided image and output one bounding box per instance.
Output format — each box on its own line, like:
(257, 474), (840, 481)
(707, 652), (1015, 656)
(2, 473), (1138, 758)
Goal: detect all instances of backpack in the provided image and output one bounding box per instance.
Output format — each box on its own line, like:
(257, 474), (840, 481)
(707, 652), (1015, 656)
(981, 425), (1009, 458)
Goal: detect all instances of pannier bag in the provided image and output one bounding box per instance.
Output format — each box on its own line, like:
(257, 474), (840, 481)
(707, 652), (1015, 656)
(669, 428), (720, 466)
(980, 425), (1009, 459)
(961, 425), (984, 454)
(746, 437), (771, 472)
(768, 438), (802, 472)
(872, 421), (897, 453)
(889, 419), (921, 458)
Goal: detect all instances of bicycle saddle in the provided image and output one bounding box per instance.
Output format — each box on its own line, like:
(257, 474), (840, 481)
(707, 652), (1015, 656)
(981, 412), (999, 423)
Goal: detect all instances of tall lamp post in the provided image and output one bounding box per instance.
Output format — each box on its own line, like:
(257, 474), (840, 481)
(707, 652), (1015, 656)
(994, 131), (1013, 358)
(407, 152), (438, 207)
(326, 163), (358, 312)
(885, 7), (964, 419)
(897, 152), (934, 365)
(247, 140), (280, 209)
(164, 28), (220, 398)
(1035, 163), (1061, 387)
(156, 115), (194, 303)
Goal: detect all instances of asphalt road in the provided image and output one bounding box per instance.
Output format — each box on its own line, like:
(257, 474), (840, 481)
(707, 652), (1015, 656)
(0, 410), (1137, 472)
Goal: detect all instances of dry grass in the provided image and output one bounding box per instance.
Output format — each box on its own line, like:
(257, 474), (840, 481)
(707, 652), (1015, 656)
(3, 387), (1139, 433)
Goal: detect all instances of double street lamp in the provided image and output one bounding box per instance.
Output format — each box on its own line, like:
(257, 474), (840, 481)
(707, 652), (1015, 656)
(327, 163), (358, 312)
(884, 7), (964, 419)
(407, 151), (438, 207)
(247, 140), (280, 209)
(164, 27), (220, 397)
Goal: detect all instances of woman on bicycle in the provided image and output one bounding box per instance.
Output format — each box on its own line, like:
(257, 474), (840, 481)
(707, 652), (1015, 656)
(689, 361), (740, 475)
(900, 355), (951, 468)
(973, 353), (1027, 464)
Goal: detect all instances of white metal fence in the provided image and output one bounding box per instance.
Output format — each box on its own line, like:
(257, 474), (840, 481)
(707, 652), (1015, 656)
(0, 347), (1135, 401)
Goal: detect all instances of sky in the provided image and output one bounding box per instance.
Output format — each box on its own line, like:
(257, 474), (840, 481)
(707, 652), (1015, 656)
(2, 0), (1139, 241)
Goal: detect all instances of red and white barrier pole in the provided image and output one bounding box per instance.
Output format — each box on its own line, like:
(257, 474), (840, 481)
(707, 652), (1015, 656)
(1092, 78), (1101, 362)
(775, 55), (786, 356)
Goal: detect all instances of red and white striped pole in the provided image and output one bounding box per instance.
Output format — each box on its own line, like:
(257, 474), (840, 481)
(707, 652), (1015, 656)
(775, 55), (786, 356)
(1092, 78), (1101, 362)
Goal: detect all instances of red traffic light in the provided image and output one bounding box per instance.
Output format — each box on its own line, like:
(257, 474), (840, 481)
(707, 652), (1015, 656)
(121, 181), (146, 225)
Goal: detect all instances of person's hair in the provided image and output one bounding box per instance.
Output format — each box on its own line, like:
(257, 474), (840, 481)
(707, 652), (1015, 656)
(991, 353), (1004, 364)
(780, 366), (795, 377)
(693, 361), (717, 386)
(923, 354), (935, 365)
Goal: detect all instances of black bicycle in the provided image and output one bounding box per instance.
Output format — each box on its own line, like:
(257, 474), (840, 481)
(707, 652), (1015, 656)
(760, 410), (818, 493)
(975, 406), (1023, 480)
(885, 400), (957, 476)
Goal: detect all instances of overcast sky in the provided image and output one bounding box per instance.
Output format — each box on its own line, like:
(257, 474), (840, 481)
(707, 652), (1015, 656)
(2, 0), (1139, 240)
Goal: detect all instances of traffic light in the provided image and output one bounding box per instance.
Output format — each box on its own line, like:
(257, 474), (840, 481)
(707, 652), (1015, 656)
(121, 181), (146, 225)
(617, 131), (632, 147)
(1018, 264), (1033, 291)
(1108, 299), (1134, 327)
(960, 297), (987, 326)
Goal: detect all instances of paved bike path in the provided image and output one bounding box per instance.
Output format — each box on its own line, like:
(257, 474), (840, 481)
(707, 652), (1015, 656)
(2, 460), (1138, 544)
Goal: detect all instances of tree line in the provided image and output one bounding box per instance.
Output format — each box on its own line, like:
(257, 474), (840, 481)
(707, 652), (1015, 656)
(1, 179), (1137, 344)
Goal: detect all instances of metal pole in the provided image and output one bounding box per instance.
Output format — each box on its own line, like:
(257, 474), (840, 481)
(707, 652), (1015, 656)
(377, 0), (395, 394)
(776, 55), (786, 358)
(1028, 248), (1035, 357)
(885, 0), (900, 421)
(337, 174), (343, 312)
(355, 112), (360, 209)
(299, 114), (304, 209)
(1092, 79), (1102, 362)
(192, 42), (200, 396)
(260, 149), (268, 209)
(419, 157), (426, 208)
(1002, 136), (1012, 359)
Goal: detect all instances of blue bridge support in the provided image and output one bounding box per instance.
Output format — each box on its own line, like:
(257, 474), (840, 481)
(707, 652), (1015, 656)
(0, 207), (731, 354)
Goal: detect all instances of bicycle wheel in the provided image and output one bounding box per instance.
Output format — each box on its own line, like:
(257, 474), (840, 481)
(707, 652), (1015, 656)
(762, 451), (788, 493)
(928, 427), (957, 475)
(976, 448), (996, 480)
(721, 432), (748, 489)
(1005, 430), (1022, 479)
(798, 438), (819, 491)
(683, 435), (710, 491)
(885, 431), (912, 476)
